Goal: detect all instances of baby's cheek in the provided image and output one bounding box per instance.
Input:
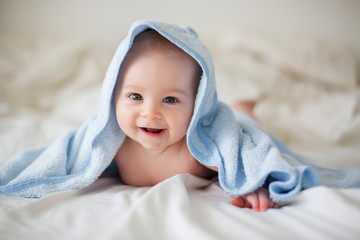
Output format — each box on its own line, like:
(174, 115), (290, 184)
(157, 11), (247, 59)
(116, 110), (131, 129)
(177, 118), (192, 136)
(184, 111), (194, 127)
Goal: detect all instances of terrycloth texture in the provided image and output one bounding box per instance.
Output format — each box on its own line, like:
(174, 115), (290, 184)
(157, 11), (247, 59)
(0, 20), (359, 202)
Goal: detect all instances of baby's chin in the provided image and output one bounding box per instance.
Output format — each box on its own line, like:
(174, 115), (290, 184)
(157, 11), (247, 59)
(136, 140), (168, 152)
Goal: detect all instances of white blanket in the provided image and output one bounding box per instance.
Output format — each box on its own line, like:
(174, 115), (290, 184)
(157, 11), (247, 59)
(1, 30), (360, 239)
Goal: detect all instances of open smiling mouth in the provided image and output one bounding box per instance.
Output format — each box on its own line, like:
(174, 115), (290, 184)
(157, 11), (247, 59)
(140, 127), (166, 136)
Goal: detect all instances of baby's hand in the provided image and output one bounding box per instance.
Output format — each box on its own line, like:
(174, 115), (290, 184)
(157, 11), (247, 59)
(230, 188), (280, 212)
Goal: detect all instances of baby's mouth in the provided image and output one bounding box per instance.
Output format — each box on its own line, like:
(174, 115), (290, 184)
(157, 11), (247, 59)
(140, 127), (166, 136)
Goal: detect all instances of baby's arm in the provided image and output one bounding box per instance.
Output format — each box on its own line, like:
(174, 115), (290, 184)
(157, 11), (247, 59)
(230, 187), (280, 212)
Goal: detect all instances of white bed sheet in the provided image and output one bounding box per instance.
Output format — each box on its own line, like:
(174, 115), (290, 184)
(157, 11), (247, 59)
(1, 176), (360, 240)
(1, 30), (360, 239)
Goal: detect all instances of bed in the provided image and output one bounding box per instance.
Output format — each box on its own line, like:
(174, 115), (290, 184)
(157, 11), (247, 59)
(1, 2), (360, 239)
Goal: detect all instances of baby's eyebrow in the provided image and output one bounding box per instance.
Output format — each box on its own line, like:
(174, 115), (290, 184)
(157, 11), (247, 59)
(121, 84), (144, 91)
(166, 88), (189, 97)
(121, 84), (190, 97)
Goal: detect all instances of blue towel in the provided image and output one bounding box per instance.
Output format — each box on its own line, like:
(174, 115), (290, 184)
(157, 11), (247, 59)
(1, 20), (359, 202)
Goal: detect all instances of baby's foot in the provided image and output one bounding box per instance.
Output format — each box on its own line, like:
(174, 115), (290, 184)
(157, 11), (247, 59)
(232, 100), (257, 120)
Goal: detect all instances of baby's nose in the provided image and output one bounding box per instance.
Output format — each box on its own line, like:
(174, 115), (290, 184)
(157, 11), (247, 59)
(140, 102), (162, 119)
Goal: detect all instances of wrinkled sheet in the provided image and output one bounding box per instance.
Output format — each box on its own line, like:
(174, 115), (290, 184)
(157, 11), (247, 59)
(1, 30), (360, 239)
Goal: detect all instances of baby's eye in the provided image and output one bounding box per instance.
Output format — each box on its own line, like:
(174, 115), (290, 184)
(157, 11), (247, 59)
(163, 97), (178, 104)
(129, 93), (143, 101)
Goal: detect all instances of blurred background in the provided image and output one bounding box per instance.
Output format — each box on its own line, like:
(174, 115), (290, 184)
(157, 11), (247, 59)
(1, 0), (360, 53)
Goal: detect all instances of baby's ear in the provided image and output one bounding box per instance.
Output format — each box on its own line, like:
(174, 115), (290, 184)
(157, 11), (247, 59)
(185, 27), (198, 38)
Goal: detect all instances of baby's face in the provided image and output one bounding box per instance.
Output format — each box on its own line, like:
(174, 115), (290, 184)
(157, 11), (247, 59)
(115, 48), (199, 151)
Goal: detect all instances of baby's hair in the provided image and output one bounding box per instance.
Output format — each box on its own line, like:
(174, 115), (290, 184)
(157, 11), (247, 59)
(116, 29), (202, 96)
(129, 29), (183, 55)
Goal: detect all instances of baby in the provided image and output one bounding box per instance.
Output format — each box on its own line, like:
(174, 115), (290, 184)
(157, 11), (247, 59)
(1, 20), (358, 208)
(113, 30), (279, 211)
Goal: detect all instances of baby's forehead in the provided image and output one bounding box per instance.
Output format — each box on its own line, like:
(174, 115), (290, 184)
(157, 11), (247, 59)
(123, 30), (201, 73)
(122, 34), (199, 78)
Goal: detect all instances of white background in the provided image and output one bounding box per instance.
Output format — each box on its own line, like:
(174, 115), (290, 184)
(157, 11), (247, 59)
(1, 0), (360, 53)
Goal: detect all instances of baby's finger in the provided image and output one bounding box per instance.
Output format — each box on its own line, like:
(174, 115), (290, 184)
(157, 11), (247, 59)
(245, 192), (260, 211)
(230, 196), (246, 208)
(258, 190), (269, 212)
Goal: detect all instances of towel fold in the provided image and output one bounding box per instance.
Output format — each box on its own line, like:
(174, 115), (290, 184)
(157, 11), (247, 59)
(1, 20), (359, 202)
